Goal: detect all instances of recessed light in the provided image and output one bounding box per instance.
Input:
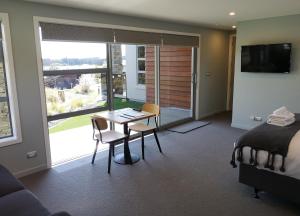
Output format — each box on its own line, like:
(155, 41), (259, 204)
(229, 12), (236, 16)
(232, 25), (237, 29)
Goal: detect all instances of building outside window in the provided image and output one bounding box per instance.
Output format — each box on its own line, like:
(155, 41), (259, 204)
(0, 14), (22, 147)
(137, 45), (145, 85)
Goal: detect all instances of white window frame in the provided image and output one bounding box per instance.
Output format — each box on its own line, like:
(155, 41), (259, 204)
(0, 13), (22, 147)
(136, 45), (146, 85)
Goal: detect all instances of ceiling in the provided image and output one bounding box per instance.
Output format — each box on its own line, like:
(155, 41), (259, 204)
(26, 0), (300, 29)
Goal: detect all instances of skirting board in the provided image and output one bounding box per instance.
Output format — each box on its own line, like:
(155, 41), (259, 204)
(197, 110), (225, 120)
(231, 122), (253, 130)
(13, 164), (48, 178)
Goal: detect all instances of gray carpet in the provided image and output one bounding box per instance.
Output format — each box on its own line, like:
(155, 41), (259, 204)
(20, 112), (300, 216)
(168, 120), (210, 133)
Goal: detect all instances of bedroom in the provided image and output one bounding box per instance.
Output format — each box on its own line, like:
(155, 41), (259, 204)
(1, 0), (300, 215)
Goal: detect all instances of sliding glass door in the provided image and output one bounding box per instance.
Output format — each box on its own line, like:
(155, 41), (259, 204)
(158, 46), (194, 126)
(41, 41), (109, 164)
(39, 21), (199, 165)
(110, 44), (157, 133)
(110, 43), (196, 128)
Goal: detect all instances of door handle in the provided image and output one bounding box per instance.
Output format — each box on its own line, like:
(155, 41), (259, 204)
(192, 72), (197, 85)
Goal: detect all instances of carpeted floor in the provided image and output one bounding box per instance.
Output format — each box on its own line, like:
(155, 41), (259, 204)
(21, 112), (300, 216)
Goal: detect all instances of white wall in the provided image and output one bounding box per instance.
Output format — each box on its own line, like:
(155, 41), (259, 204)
(232, 14), (300, 130)
(125, 45), (146, 102)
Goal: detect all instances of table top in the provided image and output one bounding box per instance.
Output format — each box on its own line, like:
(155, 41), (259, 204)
(93, 108), (156, 124)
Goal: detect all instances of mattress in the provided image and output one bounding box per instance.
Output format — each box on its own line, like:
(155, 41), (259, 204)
(236, 130), (300, 180)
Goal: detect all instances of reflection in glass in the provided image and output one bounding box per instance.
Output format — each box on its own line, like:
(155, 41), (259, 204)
(0, 41), (12, 138)
(138, 60), (145, 71)
(137, 73), (145, 85)
(137, 46), (145, 58)
(0, 101), (12, 138)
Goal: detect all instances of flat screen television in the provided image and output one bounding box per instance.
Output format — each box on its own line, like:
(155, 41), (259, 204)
(241, 43), (291, 73)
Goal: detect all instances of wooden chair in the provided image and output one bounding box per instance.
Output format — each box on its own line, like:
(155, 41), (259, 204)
(128, 103), (162, 159)
(91, 117), (127, 173)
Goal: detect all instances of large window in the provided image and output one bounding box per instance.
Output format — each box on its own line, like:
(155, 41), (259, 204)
(41, 41), (108, 120)
(137, 46), (146, 85)
(0, 14), (21, 147)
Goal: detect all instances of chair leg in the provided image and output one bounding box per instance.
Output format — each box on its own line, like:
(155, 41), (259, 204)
(153, 130), (162, 153)
(112, 145), (115, 157)
(108, 145), (112, 174)
(91, 140), (99, 164)
(141, 132), (145, 160)
(254, 188), (260, 199)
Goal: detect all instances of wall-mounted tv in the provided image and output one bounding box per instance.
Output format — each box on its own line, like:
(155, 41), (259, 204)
(241, 43), (291, 73)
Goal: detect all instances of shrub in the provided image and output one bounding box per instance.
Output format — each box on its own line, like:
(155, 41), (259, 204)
(45, 87), (59, 103)
(47, 102), (66, 115)
(70, 99), (84, 111)
(74, 75), (94, 95)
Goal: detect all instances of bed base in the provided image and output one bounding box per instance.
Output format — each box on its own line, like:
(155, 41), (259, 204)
(239, 163), (300, 204)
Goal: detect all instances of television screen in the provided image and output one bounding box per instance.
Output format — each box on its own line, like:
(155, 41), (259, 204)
(241, 43), (291, 73)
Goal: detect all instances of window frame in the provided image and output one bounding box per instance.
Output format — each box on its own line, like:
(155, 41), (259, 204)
(0, 13), (22, 147)
(136, 45), (146, 85)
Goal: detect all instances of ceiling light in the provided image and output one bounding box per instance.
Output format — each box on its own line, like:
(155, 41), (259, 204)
(229, 12), (236, 16)
(232, 25), (237, 29)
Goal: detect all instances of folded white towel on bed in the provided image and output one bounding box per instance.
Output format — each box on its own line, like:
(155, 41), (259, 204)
(273, 106), (295, 119)
(267, 116), (295, 127)
(267, 106), (295, 127)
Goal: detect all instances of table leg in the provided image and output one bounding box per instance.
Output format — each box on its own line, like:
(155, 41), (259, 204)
(114, 123), (140, 165)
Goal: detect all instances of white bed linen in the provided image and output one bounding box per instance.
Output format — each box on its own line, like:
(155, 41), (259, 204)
(236, 130), (300, 180)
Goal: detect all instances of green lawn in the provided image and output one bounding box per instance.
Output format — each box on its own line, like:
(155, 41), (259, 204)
(49, 98), (143, 134)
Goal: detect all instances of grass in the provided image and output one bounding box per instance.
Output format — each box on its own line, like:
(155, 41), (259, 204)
(49, 98), (143, 134)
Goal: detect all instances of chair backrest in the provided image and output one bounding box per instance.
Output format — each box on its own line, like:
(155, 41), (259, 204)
(142, 103), (160, 116)
(92, 117), (108, 131)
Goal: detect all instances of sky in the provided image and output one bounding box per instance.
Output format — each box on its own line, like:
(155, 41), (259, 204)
(41, 41), (126, 59)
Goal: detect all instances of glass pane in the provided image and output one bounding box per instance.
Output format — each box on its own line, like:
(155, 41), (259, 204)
(111, 44), (156, 133)
(44, 73), (107, 116)
(137, 46), (145, 58)
(137, 73), (145, 85)
(145, 46), (155, 104)
(138, 60), (145, 71)
(0, 101), (12, 138)
(159, 46), (193, 126)
(41, 41), (107, 71)
(0, 38), (13, 138)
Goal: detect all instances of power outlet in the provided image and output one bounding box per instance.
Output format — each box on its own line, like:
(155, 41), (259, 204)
(250, 116), (263, 121)
(255, 116), (263, 121)
(27, 151), (37, 159)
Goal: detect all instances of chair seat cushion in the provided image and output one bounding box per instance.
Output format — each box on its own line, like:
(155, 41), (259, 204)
(129, 123), (156, 132)
(96, 131), (127, 143)
(0, 189), (50, 216)
(0, 165), (24, 197)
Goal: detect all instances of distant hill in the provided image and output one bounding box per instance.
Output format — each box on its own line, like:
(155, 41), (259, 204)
(43, 57), (106, 67)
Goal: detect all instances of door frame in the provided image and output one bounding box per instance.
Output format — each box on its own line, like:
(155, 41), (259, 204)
(33, 16), (201, 168)
(226, 34), (236, 111)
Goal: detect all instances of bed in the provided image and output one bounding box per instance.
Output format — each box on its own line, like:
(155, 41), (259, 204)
(232, 125), (300, 204)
